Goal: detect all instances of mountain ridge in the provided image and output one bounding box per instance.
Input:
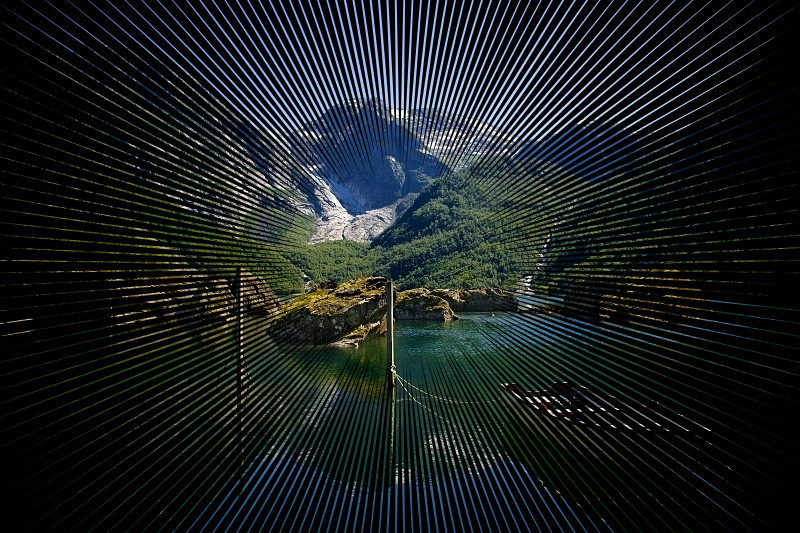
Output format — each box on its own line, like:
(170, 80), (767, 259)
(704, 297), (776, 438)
(281, 98), (532, 244)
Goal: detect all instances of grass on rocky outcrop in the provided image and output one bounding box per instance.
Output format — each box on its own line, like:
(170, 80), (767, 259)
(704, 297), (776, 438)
(274, 277), (388, 325)
(395, 288), (449, 311)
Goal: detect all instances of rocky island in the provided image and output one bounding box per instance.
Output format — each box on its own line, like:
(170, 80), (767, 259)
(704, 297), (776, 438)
(270, 277), (517, 348)
(394, 288), (458, 321)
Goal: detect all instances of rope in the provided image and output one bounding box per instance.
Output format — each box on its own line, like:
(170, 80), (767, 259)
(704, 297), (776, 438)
(395, 375), (455, 427)
(395, 374), (498, 405)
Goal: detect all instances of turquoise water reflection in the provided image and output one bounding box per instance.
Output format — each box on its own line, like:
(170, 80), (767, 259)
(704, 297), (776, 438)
(201, 313), (592, 531)
(202, 311), (729, 531)
(251, 312), (559, 494)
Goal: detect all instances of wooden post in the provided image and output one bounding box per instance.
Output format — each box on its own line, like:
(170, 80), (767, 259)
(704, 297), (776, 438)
(385, 386), (395, 490)
(236, 267), (244, 472)
(386, 280), (395, 389)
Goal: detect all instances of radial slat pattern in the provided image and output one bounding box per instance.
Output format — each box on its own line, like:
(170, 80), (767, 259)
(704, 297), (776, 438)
(1, 1), (797, 532)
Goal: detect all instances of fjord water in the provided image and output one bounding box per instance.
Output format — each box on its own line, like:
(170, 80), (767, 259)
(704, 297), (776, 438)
(275, 312), (543, 486)
(201, 312), (596, 531)
(203, 312), (714, 531)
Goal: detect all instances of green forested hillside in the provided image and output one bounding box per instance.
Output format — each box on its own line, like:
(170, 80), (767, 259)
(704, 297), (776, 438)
(287, 239), (377, 285)
(284, 156), (573, 292)
(373, 157), (567, 289)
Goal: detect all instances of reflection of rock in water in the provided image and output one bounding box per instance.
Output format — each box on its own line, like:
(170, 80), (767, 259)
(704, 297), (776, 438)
(265, 347), (504, 491)
(394, 376), (498, 482)
(210, 315), (609, 530)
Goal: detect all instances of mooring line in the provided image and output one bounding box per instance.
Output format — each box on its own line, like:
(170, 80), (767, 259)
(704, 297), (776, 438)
(394, 375), (456, 428)
(396, 373), (498, 405)
(396, 374), (497, 405)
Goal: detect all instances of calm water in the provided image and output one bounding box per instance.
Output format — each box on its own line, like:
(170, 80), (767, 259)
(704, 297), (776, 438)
(197, 312), (603, 531)
(259, 312), (541, 486)
(198, 312), (709, 531)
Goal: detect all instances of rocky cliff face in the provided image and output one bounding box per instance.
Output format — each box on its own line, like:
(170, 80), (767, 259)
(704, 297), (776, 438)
(431, 288), (517, 312)
(270, 278), (475, 347)
(289, 100), (455, 243)
(563, 274), (709, 325)
(395, 288), (458, 321)
(110, 268), (279, 327)
(271, 277), (390, 346)
(233, 271), (282, 316)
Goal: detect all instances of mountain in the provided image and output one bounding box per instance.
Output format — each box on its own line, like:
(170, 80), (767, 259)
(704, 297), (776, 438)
(254, 103), (642, 293)
(285, 104), (640, 246)
(280, 99), (523, 244)
(287, 99), (444, 242)
(513, 121), (640, 182)
(372, 154), (570, 289)
(286, 154), (573, 291)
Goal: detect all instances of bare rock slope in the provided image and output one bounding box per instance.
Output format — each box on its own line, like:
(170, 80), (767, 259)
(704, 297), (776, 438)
(292, 100), (446, 244)
(110, 268), (279, 327)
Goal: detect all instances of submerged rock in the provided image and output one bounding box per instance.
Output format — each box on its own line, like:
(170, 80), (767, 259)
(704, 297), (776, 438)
(329, 319), (386, 348)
